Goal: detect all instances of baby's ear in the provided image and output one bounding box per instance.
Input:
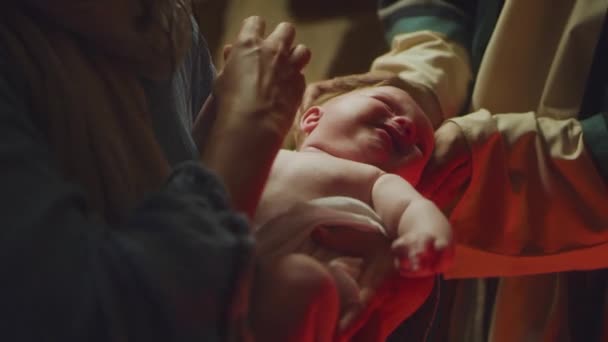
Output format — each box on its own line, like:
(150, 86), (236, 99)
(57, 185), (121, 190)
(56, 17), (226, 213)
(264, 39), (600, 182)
(300, 106), (323, 134)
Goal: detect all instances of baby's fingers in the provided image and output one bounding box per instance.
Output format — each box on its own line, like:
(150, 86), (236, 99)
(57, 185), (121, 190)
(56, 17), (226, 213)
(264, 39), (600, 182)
(394, 241), (454, 277)
(391, 236), (426, 262)
(392, 238), (434, 276)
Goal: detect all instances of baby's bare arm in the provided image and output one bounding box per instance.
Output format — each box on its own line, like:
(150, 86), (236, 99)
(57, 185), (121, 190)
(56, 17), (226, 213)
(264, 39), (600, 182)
(371, 174), (426, 238)
(371, 174), (453, 275)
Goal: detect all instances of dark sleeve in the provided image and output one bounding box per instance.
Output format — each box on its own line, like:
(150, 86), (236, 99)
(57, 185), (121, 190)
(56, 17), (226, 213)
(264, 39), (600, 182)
(581, 112), (608, 180)
(0, 50), (252, 341)
(190, 18), (216, 121)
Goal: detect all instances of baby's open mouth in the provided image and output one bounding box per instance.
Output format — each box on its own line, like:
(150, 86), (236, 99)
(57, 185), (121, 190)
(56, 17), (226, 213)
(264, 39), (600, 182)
(382, 124), (407, 154)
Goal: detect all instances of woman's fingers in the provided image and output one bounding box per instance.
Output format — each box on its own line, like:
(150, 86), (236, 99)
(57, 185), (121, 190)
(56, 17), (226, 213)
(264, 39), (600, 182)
(289, 43), (311, 71)
(234, 18), (308, 71)
(266, 22), (296, 54)
(211, 16), (310, 143)
(237, 16), (266, 42)
(222, 44), (232, 62)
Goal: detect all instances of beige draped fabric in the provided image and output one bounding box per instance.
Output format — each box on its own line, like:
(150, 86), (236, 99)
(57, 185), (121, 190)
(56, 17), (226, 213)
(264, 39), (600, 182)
(371, 0), (608, 340)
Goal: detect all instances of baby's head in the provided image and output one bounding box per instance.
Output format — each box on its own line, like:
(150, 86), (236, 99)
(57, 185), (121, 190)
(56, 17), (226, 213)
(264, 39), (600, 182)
(294, 83), (434, 185)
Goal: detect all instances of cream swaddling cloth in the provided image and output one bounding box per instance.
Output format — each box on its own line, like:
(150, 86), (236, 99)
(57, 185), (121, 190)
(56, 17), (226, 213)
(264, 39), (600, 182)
(255, 196), (387, 261)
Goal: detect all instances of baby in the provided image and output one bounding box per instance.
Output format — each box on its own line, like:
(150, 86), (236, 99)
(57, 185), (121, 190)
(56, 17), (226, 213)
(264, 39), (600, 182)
(256, 84), (452, 272)
(251, 84), (453, 341)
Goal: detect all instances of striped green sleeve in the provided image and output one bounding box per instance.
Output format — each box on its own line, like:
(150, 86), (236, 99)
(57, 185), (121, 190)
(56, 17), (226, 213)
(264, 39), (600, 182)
(581, 112), (608, 180)
(378, 0), (473, 49)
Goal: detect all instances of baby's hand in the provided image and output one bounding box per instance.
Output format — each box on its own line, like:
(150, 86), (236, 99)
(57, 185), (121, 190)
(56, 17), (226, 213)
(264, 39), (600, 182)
(391, 213), (454, 277)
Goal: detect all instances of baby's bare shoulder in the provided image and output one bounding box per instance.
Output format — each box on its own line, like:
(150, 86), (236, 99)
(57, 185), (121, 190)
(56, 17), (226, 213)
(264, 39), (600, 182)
(276, 150), (382, 179)
(255, 150), (384, 227)
(274, 151), (384, 199)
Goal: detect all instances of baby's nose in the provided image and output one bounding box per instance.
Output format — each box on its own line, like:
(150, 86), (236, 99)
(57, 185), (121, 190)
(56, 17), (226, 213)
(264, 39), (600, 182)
(391, 116), (416, 143)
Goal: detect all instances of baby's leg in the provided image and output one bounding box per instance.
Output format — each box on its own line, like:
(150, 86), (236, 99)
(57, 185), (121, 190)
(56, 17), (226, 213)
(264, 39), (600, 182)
(251, 254), (339, 342)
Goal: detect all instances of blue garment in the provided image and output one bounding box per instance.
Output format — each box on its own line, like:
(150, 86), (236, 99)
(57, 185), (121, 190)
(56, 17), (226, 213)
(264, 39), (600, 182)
(144, 21), (216, 166)
(0, 21), (253, 342)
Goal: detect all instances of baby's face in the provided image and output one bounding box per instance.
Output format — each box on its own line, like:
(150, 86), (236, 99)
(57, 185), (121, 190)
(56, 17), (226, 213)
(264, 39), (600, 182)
(299, 86), (434, 184)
